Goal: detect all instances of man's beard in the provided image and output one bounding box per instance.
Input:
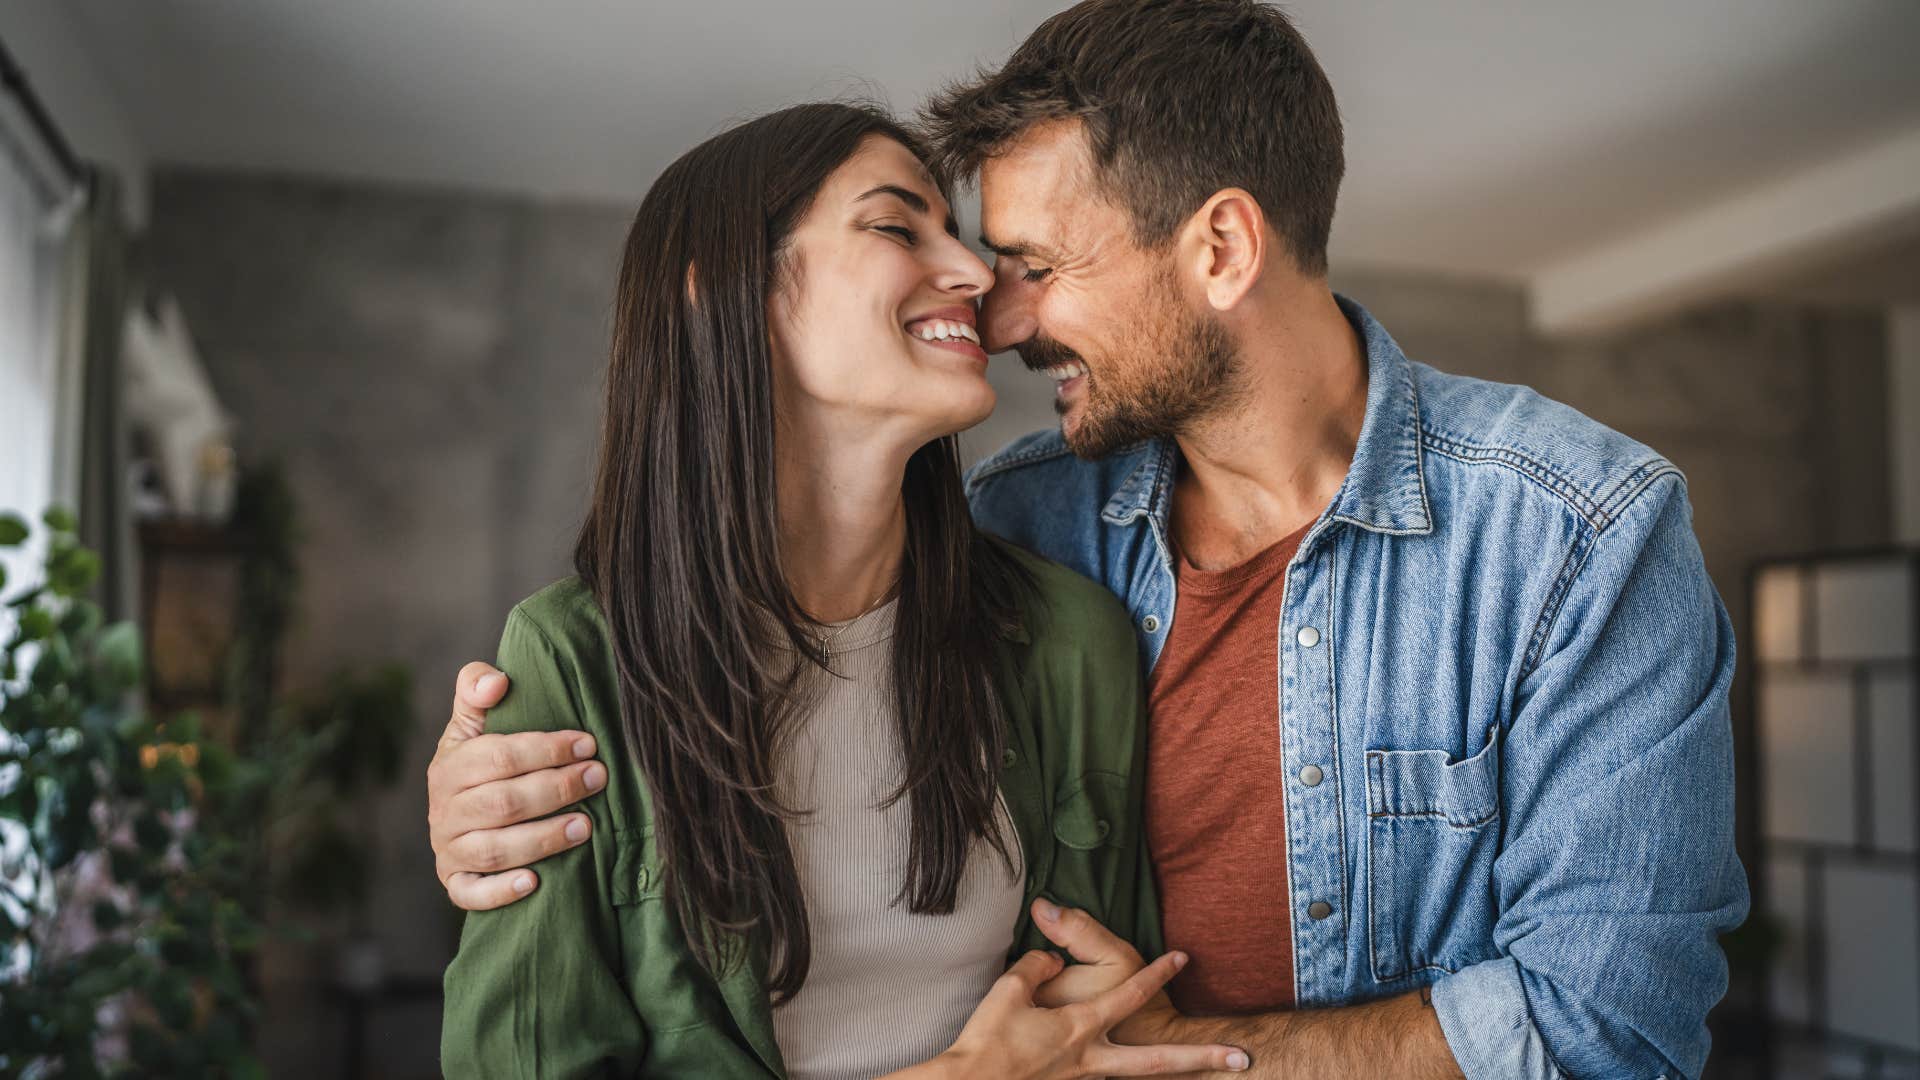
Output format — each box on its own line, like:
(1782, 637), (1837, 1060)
(1018, 286), (1240, 461)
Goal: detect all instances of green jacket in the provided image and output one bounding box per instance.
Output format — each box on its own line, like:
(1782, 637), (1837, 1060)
(441, 542), (1163, 1078)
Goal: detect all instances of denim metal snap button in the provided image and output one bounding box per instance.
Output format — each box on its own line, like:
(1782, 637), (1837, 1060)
(1307, 900), (1332, 920)
(1141, 614), (1161, 633)
(1299, 764), (1323, 787)
(1297, 625), (1321, 648)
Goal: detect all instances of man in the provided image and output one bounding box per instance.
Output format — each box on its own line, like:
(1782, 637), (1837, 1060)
(426, 2), (1747, 1076)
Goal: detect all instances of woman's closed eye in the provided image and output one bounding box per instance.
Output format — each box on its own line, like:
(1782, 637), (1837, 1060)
(874, 224), (917, 246)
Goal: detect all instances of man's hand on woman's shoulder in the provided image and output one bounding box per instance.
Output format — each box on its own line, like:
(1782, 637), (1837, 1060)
(426, 660), (605, 910)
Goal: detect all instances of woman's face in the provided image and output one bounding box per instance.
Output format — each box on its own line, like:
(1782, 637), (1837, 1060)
(768, 135), (996, 446)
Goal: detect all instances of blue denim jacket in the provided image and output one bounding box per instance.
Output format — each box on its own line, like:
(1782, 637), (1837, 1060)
(963, 295), (1749, 1080)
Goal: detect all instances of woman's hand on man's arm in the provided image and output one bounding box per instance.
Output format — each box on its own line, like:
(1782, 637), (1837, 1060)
(427, 660), (605, 910)
(883, 929), (1249, 1080)
(1033, 900), (1464, 1080)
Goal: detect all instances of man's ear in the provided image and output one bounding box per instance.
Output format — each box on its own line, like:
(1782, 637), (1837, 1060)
(1181, 189), (1266, 312)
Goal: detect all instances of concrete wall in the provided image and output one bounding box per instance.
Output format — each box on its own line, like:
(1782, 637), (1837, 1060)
(1893, 306), (1920, 545)
(145, 169), (627, 1079)
(145, 169), (1893, 1077)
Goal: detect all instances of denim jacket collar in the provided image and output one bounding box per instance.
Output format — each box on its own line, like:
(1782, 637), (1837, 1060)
(1097, 294), (1434, 537)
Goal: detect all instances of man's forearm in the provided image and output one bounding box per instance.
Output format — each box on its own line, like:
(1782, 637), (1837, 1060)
(1156, 989), (1464, 1080)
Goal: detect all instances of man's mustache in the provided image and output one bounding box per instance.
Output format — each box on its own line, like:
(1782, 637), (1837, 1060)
(1016, 336), (1085, 373)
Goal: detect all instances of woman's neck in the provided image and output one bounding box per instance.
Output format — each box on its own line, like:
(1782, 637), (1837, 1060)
(775, 414), (912, 623)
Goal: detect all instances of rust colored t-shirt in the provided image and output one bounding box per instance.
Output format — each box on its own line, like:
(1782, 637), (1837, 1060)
(1146, 518), (1313, 1015)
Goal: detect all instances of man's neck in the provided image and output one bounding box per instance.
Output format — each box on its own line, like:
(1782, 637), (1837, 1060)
(774, 412), (912, 623)
(1170, 283), (1368, 572)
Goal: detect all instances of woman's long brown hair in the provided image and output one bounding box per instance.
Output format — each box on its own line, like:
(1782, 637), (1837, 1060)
(574, 103), (1031, 1003)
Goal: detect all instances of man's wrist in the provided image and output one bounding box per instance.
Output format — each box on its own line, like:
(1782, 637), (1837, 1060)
(1158, 1007), (1294, 1077)
(1111, 992), (1182, 1047)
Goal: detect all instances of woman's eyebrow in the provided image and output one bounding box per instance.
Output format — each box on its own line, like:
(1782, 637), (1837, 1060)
(855, 184), (959, 236)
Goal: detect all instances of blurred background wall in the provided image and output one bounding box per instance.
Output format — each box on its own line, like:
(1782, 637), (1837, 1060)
(3, 1), (1919, 1077)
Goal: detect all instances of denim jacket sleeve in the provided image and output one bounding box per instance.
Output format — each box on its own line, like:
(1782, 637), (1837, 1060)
(1430, 474), (1749, 1080)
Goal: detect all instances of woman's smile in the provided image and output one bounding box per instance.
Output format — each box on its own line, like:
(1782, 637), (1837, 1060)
(904, 305), (989, 366)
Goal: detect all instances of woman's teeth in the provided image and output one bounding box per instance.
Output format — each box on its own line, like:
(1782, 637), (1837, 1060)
(1045, 361), (1088, 382)
(911, 319), (981, 346)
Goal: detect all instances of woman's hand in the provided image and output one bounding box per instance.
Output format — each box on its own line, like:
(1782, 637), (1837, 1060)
(885, 948), (1249, 1079)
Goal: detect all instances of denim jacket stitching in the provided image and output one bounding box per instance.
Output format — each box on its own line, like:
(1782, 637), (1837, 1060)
(964, 437), (1078, 493)
(1395, 363), (1436, 531)
(1419, 432), (1607, 528)
(1519, 468), (1684, 681)
(1364, 813), (1467, 982)
(1323, 537), (1352, 994)
(1592, 459), (1683, 533)
(1520, 526), (1598, 682)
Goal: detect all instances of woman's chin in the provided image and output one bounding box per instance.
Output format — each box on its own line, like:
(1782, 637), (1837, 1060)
(954, 385), (999, 432)
(917, 389), (997, 441)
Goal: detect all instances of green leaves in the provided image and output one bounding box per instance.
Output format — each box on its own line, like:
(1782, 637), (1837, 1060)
(18, 605), (55, 642)
(47, 537), (101, 598)
(0, 504), (271, 1076)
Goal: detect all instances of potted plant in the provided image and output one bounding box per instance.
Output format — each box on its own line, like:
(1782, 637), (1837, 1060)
(0, 506), (269, 1078)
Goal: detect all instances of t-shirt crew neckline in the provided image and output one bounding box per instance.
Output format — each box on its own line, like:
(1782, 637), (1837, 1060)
(1173, 518), (1316, 595)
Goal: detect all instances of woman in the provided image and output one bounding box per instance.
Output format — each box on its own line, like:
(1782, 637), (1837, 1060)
(440, 103), (1241, 1079)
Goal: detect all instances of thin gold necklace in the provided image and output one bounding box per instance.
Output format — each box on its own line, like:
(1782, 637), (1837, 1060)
(811, 578), (898, 660)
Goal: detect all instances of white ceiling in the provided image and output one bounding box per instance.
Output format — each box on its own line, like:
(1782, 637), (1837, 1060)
(60, 0), (1920, 281)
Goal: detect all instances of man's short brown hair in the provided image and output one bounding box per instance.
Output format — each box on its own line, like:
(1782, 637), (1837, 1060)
(921, 0), (1343, 276)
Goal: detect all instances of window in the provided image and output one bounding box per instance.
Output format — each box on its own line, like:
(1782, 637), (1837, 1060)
(0, 119), (75, 643)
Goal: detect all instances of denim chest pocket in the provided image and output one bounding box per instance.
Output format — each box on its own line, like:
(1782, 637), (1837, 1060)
(1364, 725), (1503, 983)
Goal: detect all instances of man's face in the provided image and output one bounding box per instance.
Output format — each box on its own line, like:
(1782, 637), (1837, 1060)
(977, 119), (1238, 459)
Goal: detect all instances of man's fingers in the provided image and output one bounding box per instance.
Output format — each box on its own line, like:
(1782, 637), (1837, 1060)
(446, 662), (508, 742)
(1089, 1040), (1251, 1077)
(987, 949), (1066, 1006)
(443, 757), (608, 833)
(444, 869), (540, 912)
(1033, 898), (1145, 969)
(443, 812), (593, 875)
(435, 730), (599, 796)
(1085, 951), (1187, 1030)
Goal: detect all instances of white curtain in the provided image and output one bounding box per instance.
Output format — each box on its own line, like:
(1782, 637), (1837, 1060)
(0, 119), (78, 636)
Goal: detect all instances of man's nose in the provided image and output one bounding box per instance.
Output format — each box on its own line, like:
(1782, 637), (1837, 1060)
(980, 282), (1038, 354)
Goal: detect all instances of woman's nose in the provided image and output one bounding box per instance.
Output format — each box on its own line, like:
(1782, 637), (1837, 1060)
(936, 244), (995, 298)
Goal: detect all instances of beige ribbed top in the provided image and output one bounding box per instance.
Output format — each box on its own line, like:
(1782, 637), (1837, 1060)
(770, 599), (1026, 1080)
